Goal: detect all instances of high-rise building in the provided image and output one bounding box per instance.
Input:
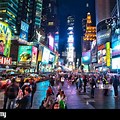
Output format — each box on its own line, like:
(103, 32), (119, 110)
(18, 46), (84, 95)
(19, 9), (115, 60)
(95, 0), (116, 25)
(41, 0), (59, 48)
(0, 0), (18, 34)
(66, 16), (75, 69)
(16, 0), (43, 41)
(82, 13), (96, 52)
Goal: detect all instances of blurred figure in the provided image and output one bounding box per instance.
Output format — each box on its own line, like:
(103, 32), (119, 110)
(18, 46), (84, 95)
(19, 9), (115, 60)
(6, 78), (19, 109)
(52, 102), (60, 109)
(90, 76), (96, 98)
(103, 76), (109, 96)
(61, 76), (65, 86)
(113, 75), (119, 98)
(15, 87), (31, 109)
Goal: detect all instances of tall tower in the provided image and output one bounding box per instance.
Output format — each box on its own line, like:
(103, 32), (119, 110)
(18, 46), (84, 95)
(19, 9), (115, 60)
(82, 13), (96, 52)
(41, 0), (59, 50)
(66, 16), (75, 69)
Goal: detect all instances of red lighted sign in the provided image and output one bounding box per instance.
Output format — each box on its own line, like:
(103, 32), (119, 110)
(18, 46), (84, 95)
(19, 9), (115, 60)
(0, 56), (12, 65)
(98, 44), (105, 51)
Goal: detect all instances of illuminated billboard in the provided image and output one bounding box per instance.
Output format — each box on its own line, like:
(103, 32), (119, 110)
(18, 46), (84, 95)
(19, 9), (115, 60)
(97, 29), (111, 46)
(82, 50), (91, 64)
(68, 35), (74, 43)
(0, 21), (12, 57)
(19, 21), (29, 41)
(48, 35), (54, 51)
(18, 46), (32, 63)
(91, 40), (97, 63)
(112, 57), (120, 69)
(31, 46), (37, 64)
(112, 41), (120, 57)
(106, 42), (110, 67)
(49, 53), (55, 63)
(42, 47), (50, 64)
(98, 50), (106, 65)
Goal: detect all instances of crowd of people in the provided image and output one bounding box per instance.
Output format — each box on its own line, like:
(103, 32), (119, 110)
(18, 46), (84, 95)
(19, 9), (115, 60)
(0, 72), (120, 109)
(1, 75), (36, 109)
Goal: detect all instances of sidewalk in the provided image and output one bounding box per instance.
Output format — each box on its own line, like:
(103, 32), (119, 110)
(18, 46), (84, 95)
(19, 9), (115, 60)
(59, 81), (95, 109)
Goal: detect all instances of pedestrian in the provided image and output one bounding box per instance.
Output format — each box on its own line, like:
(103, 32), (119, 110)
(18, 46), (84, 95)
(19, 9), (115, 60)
(90, 76), (96, 98)
(15, 86), (32, 109)
(113, 75), (119, 98)
(6, 78), (19, 109)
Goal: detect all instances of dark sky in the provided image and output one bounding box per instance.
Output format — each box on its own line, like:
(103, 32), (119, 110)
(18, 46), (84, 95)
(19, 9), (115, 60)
(57, 0), (96, 59)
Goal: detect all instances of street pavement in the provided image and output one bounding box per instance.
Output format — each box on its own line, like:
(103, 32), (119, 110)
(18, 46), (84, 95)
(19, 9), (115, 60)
(32, 80), (95, 109)
(1, 80), (120, 109)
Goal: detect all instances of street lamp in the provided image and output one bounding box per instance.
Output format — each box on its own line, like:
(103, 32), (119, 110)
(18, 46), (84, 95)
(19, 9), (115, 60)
(117, 0), (120, 18)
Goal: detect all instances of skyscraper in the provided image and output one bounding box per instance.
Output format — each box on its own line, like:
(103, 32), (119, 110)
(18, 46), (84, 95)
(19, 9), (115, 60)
(95, 0), (116, 25)
(41, 0), (59, 47)
(16, 0), (43, 41)
(0, 0), (18, 34)
(66, 16), (75, 69)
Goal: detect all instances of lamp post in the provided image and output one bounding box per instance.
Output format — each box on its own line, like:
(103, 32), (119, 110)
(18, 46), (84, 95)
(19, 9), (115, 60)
(117, 0), (120, 18)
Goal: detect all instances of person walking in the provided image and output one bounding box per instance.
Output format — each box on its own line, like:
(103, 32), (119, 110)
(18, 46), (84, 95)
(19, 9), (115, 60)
(6, 78), (19, 109)
(90, 76), (96, 98)
(113, 75), (119, 98)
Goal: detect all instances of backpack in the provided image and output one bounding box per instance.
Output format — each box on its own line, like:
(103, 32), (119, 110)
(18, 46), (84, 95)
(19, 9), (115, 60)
(7, 85), (18, 99)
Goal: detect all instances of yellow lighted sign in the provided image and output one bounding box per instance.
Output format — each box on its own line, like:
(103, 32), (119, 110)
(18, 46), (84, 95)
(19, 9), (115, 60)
(0, 21), (12, 57)
(106, 42), (110, 67)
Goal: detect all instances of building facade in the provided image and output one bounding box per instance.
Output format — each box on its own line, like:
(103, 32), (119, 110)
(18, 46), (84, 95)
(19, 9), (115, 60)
(0, 0), (18, 34)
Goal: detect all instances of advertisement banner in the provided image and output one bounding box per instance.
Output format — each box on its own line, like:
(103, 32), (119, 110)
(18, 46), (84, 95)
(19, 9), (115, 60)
(48, 35), (54, 51)
(38, 50), (42, 62)
(0, 21), (12, 57)
(106, 42), (110, 67)
(91, 40), (97, 63)
(42, 47), (50, 64)
(31, 46), (37, 64)
(0, 56), (12, 65)
(97, 29), (111, 46)
(112, 33), (120, 57)
(18, 46), (32, 64)
(82, 50), (91, 64)
(112, 57), (120, 69)
(49, 53), (55, 63)
(19, 21), (29, 41)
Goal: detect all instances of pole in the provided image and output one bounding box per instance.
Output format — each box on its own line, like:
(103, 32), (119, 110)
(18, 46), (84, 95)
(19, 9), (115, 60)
(117, 0), (120, 18)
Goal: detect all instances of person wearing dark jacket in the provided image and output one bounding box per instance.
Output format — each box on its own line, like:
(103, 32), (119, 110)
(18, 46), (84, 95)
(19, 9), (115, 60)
(90, 77), (96, 98)
(16, 87), (31, 109)
(113, 75), (119, 98)
(6, 78), (19, 109)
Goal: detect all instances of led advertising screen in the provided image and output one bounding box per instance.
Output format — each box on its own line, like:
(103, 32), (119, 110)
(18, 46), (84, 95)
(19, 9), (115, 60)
(48, 35), (54, 51)
(31, 46), (37, 64)
(0, 21), (12, 57)
(112, 40), (120, 57)
(97, 29), (111, 46)
(18, 46), (32, 63)
(49, 53), (55, 63)
(82, 51), (91, 64)
(19, 21), (29, 41)
(98, 50), (106, 65)
(91, 40), (97, 63)
(34, 80), (50, 109)
(42, 47), (50, 64)
(112, 57), (120, 69)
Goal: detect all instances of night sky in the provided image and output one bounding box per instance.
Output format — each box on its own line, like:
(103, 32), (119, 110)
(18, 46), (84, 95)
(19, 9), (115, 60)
(57, 0), (96, 59)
